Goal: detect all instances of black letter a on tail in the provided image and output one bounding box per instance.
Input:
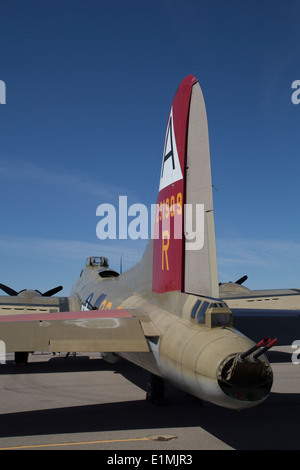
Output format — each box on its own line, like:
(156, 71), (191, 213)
(161, 117), (175, 177)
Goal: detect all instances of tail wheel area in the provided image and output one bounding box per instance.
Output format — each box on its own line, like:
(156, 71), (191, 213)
(146, 374), (165, 406)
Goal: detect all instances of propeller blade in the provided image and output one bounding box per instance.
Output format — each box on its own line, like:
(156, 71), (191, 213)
(0, 283), (18, 296)
(235, 275), (248, 285)
(42, 285), (63, 297)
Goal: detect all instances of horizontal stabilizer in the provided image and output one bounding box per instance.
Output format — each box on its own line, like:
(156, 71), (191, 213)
(0, 309), (155, 353)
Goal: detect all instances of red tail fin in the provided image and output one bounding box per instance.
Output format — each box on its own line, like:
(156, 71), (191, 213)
(152, 75), (219, 298)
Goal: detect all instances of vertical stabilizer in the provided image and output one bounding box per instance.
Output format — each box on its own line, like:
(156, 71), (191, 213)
(152, 75), (219, 298)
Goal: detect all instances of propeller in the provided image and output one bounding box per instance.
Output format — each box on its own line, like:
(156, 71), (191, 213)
(235, 275), (248, 285)
(41, 286), (63, 297)
(0, 283), (63, 297)
(0, 284), (18, 296)
(219, 275), (248, 286)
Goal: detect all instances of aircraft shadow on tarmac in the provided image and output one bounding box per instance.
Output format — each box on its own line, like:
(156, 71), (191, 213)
(0, 356), (300, 449)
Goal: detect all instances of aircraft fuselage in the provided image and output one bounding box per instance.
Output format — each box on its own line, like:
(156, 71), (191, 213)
(70, 257), (273, 410)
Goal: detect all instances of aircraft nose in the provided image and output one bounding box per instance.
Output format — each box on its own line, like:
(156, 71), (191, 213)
(217, 352), (273, 402)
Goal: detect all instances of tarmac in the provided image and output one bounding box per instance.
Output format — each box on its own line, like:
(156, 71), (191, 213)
(0, 346), (299, 451)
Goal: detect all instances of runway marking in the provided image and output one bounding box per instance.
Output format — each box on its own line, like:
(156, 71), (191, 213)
(0, 436), (149, 450)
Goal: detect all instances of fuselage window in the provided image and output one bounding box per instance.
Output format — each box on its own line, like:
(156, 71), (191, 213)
(191, 300), (201, 319)
(211, 313), (231, 327)
(196, 301), (209, 324)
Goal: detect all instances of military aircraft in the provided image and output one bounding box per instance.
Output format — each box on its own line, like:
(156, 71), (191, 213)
(0, 75), (279, 410)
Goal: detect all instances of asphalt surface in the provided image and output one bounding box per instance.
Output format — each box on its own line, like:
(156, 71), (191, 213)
(0, 346), (299, 451)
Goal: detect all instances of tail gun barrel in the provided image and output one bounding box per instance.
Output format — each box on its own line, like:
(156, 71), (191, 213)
(251, 338), (278, 361)
(239, 337), (271, 362)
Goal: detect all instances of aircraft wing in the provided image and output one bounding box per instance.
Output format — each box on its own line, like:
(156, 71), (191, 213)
(218, 282), (300, 345)
(0, 293), (70, 316)
(0, 283), (70, 317)
(0, 309), (159, 353)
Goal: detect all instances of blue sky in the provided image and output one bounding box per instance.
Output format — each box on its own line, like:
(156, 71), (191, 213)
(0, 0), (300, 294)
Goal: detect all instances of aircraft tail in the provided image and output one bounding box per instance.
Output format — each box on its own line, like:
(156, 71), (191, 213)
(152, 75), (219, 298)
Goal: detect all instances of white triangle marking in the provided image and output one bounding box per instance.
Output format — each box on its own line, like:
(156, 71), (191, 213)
(159, 107), (183, 192)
